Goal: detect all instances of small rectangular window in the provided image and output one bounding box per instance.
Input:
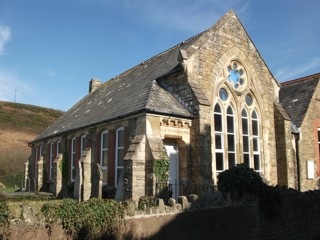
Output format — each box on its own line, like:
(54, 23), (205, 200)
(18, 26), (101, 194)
(252, 121), (258, 136)
(253, 138), (258, 151)
(227, 134), (235, 151)
(242, 118), (248, 134)
(216, 153), (224, 171)
(215, 134), (222, 149)
(228, 153), (236, 168)
(214, 115), (222, 132)
(254, 155), (260, 171)
(244, 154), (250, 167)
(243, 136), (249, 152)
(227, 116), (234, 133)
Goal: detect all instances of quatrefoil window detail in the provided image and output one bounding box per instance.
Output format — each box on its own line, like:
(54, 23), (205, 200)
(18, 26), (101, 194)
(227, 62), (246, 89)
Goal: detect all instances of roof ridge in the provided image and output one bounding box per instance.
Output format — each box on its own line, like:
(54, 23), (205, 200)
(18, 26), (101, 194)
(281, 72), (320, 86)
(99, 29), (208, 89)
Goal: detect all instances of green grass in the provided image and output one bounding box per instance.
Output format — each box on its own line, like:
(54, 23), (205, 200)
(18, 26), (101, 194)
(0, 101), (63, 132)
(0, 101), (64, 185)
(0, 187), (16, 193)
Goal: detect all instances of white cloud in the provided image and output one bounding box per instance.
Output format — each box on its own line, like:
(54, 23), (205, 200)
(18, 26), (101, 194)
(120, 0), (247, 33)
(275, 58), (320, 82)
(0, 25), (11, 55)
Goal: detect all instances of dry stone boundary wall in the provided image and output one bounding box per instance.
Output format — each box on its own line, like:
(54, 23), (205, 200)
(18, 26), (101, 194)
(1, 190), (320, 240)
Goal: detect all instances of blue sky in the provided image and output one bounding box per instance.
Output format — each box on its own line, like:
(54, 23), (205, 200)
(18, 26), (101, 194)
(0, 0), (319, 111)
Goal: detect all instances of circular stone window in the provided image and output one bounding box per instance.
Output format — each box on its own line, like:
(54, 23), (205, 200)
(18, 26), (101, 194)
(226, 61), (247, 90)
(245, 94), (253, 106)
(219, 88), (228, 101)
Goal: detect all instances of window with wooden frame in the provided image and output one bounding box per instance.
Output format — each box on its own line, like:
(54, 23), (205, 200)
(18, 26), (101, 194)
(49, 143), (54, 179)
(115, 127), (124, 186)
(71, 137), (76, 181)
(100, 131), (108, 185)
(56, 141), (60, 158)
(81, 135), (86, 156)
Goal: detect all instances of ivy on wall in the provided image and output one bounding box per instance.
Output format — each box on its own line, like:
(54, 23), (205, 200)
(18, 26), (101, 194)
(153, 159), (169, 182)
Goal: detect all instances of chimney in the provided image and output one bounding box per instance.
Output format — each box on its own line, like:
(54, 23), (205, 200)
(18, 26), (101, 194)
(89, 78), (102, 93)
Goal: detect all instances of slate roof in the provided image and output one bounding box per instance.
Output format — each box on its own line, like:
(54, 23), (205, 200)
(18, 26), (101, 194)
(31, 30), (208, 143)
(31, 10), (242, 143)
(279, 73), (320, 127)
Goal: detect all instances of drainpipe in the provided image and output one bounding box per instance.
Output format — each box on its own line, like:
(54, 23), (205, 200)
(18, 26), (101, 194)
(291, 122), (301, 192)
(294, 132), (301, 192)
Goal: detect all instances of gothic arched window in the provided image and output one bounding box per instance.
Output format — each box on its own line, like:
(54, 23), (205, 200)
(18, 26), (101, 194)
(213, 60), (262, 173)
(252, 110), (261, 171)
(214, 100), (238, 172)
(241, 108), (250, 167)
(214, 103), (224, 171)
(227, 106), (236, 168)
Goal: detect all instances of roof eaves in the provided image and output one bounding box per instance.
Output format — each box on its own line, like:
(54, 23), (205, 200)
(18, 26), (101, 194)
(281, 72), (320, 86)
(29, 108), (148, 144)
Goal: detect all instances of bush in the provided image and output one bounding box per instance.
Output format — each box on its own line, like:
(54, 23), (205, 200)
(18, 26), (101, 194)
(138, 196), (155, 210)
(153, 159), (169, 182)
(42, 198), (124, 240)
(217, 164), (266, 201)
(0, 195), (9, 227)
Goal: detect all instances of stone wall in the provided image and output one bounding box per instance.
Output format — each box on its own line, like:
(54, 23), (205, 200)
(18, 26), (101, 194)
(299, 81), (320, 191)
(274, 103), (296, 188)
(3, 190), (320, 240)
(181, 12), (280, 185)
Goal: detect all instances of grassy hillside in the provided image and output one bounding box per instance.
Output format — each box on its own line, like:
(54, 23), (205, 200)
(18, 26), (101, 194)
(0, 101), (63, 133)
(0, 101), (64, 190)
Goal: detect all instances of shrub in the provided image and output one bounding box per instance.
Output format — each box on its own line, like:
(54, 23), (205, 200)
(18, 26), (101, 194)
(0, 195), (9, 227)
(42, 198), (124, 240)
(153, 159), (169, 182)
(217, 164), (266, 201)
(138, 196), (156, 210)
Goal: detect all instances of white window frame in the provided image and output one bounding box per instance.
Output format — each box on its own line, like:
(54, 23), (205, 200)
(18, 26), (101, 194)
(81, 135), (86, 156)
(214, 103), (224, 172)
(34, 146), (39, 178)
(56, 141), (60, 158)
(71, 137), (76, 181)
(39, 143), (42, 158)
(226, 106), (236, 169)
(115, 127), (124, 186)
(241, 108), (250, 167)
(252, 110), (261, 172)
(100, 130), (108, 185)
(49, 143), (54, 179)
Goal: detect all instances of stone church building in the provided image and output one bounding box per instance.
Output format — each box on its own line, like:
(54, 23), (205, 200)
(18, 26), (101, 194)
(26, 10), (320, 200)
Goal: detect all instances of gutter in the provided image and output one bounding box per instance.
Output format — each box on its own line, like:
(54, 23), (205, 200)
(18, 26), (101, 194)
(30, 108), (193, 145)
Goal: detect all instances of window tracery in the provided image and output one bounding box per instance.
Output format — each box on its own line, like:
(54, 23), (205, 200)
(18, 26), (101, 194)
(213, 59), (262, 173)
(226, 61), (247, 91)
